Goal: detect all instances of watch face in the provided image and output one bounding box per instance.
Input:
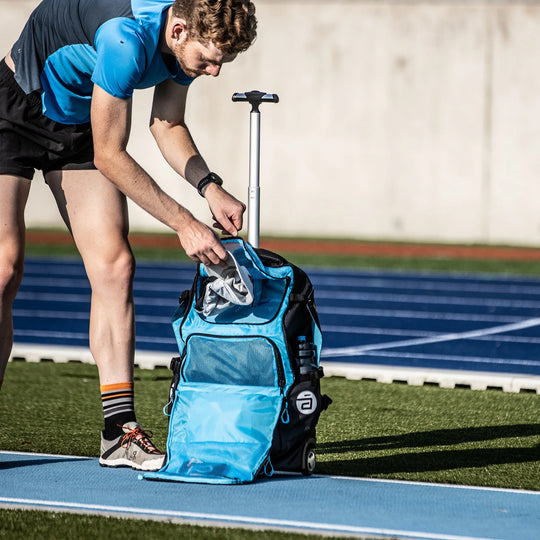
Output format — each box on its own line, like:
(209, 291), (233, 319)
(198, 173), (222, 196)
(210, 173), (223, 185)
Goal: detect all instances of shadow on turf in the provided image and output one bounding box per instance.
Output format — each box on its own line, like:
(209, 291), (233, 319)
(317, 424), (540, 475)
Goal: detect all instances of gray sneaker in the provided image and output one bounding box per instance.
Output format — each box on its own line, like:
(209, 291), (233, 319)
(99, 422), (165, 471)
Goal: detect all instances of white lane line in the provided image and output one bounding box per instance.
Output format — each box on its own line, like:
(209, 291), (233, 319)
(323, 325), (540, 344)
(22, 258), (540, 293)
(14, 292), (172, 307)
(321, 318), (540, 358)
(14, 325), (540, 349)
(317, 306), (520, 323)
(0, 497), (499, 540)
(311, 275), (540, 296)
(14, 309), (90, 319)
(16, 292), (534, 313)
(327, 350), (540, 368)
(21, 273), (540, 298)
(315, 290), (540, 309)
(23, 264), (196, 280)
(19, 276), (193, 292)
(14, 330), (89, 340)
(13, 309), (170, 324)
(11, 305), (540, 343)
(19, 277), (540, 309)
(13, 330), (176, 346)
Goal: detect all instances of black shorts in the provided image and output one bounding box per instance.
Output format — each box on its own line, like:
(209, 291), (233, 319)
(0, 58), (96, 180)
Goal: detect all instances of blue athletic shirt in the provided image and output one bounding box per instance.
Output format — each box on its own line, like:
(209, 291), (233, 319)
(11, 0), (194, 125)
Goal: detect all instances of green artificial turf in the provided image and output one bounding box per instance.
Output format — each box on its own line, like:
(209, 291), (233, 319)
(1, 362), (538, 491)
(0, 509), (354, 540)
(2, 362), (538, 538)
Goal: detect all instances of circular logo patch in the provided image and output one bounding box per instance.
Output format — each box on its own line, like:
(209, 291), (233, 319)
(295, 390), (317, 415)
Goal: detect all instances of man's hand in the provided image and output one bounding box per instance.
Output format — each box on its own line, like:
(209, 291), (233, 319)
(177, 211), (229, 266)
(203, 183), (246, 237)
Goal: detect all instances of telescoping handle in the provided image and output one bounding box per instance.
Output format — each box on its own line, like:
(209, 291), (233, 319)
(232, 90), (279, 248)
(232, 91), (279, 112)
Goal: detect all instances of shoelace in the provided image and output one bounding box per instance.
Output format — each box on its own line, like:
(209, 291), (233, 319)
(120, 426), (162, 455)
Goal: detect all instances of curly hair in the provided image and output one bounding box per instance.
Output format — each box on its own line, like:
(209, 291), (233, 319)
(172, 0), (257, 55)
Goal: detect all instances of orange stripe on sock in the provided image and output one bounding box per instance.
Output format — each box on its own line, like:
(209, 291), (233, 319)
(100, 382), (134, 393)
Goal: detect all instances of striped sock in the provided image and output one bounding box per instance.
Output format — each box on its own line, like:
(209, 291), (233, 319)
(100, 382), (136, 440)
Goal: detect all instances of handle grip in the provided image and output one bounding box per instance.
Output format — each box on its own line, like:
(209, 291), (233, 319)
(232, 90), (279, 111)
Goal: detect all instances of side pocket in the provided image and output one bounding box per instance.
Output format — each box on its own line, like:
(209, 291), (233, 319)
(270, 371), (331, 473)
(165, 356), (182, 417)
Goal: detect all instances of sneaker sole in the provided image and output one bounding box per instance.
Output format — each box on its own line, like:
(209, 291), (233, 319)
(99, 456), (164, 471)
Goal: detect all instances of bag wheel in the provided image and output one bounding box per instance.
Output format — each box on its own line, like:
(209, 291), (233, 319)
(301, 439), (316, 475)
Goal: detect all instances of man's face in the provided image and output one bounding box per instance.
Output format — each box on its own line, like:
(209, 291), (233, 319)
(174, 38), (237, 78)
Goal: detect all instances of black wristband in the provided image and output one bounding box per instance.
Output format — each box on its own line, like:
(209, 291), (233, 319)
(197, 172), (223, 197)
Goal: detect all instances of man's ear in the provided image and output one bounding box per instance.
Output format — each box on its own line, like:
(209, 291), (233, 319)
(171, 18), (188, 43)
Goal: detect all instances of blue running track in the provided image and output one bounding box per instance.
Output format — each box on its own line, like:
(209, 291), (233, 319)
(10, 257), (540, 391)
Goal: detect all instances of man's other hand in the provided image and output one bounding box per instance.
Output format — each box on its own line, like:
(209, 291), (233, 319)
(177, 212), (228, 266)
(203, 183), (246, 237)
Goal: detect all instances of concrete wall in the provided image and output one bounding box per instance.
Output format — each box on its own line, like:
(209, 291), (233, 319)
(2, 1), (540, 246)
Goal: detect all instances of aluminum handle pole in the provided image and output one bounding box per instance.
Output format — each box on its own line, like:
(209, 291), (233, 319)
(232, 91), (278, 247)
(248, 109), (261, 248)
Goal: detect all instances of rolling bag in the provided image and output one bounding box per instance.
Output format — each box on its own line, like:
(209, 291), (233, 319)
(144, 93), (330, 484)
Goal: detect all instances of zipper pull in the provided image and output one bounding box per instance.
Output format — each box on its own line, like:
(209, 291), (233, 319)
(163, 398), (173, 417)
(264, 457), (274, 477)
(281, 401), (290, 424)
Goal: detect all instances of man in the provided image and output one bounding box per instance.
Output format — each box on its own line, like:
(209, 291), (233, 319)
(0, 0), (257, 471)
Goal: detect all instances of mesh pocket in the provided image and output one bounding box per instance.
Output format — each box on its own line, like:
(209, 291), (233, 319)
(183, 335), (279, 387)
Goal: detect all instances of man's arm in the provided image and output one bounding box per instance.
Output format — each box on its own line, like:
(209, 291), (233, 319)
(91, 84), (227, 266)
(150, 79), (245, 236)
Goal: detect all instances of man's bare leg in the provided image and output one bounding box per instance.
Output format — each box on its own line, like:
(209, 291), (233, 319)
(0, 175), (31, 388)
(46, 168), (163, 470)
(46, 169), (135, 385)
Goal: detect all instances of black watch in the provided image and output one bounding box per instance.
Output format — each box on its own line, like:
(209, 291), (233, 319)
(197, 172), (223, 197)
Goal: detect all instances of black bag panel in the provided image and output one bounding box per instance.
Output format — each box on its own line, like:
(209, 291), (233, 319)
(255, 248), (289, 268)
(256, 246), (330, 474)
(257, 248), (322, 374)
(270, 377), (325, 473)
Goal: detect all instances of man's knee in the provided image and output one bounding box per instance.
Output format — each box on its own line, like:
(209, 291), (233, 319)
(87, 248), (135, 292)
(0, 263), (24, 303)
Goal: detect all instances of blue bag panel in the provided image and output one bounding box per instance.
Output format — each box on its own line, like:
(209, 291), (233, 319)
(183, 335), (281, 387)
(172, 239), (294, 341)
(145, 382), (283, 484)
(195, 239), (293, 326)
(199, 276), (288, 325)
